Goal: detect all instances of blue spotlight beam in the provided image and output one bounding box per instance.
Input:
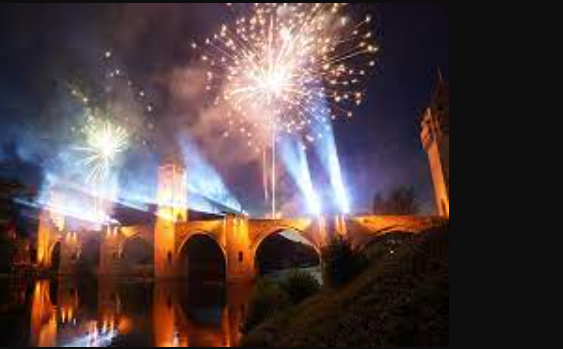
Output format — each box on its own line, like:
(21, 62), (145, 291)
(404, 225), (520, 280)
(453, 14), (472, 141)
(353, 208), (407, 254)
(178, 135), (242, 214)
(311, 117), (351, 215)
(279, 136), (321, 215)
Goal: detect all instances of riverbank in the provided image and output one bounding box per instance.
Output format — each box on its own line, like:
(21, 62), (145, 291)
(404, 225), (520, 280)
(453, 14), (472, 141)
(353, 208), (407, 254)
(241, 224), (449, 347)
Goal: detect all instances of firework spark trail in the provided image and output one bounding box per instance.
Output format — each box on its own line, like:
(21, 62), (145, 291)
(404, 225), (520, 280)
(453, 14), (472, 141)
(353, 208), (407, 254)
(196, 3), (377, 216)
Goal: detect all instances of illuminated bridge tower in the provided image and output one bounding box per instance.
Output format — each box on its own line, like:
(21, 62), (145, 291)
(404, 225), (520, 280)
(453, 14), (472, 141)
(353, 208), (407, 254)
(37, 191), (66, 271)
(155, 161), (188, 278)
(37, 210), (58, 270)
(421, 74), (450, 217)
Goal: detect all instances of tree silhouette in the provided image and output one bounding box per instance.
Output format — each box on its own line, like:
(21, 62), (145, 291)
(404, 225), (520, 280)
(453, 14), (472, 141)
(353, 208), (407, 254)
(373, 186), (420, 215)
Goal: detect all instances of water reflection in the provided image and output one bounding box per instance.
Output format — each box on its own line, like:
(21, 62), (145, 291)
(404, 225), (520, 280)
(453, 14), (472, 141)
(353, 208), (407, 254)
(30, 281), (57, 347)
(18, 278), (252, 347)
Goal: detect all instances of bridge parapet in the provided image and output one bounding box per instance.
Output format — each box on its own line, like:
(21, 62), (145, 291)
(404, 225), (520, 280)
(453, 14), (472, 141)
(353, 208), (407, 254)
(351, 215), (447, 233)
(347, 215), (448, 248)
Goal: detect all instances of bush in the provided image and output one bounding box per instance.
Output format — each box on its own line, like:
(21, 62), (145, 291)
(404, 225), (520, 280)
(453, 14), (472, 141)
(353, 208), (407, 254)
(322, 237), (368, 288)
(242, 278), (291, 333)
(280, 270), (321, 304)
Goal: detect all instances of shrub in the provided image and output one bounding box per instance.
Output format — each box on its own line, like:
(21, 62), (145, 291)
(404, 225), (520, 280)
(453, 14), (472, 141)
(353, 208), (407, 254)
(242, 278), (291, 333)
(322, 237), (368, 288)
(280, 270), (321, 304)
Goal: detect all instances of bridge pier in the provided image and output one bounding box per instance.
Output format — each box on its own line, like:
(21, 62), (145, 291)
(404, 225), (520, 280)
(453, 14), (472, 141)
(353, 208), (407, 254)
(59, 232), (80, 275)
(153, 281), (179, 346)
(36, 211), (64, 271)
(225, 215), (256, 283)
(36, 211), (53, 269)
(99, 226), (122, 276)
(154, 217), (178, 279)
(225, 282), (253, 346)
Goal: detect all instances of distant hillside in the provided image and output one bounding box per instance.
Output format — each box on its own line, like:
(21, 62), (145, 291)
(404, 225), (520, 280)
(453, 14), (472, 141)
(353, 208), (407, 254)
(242, 224), (449, 347)
(256, 234), (320, 273)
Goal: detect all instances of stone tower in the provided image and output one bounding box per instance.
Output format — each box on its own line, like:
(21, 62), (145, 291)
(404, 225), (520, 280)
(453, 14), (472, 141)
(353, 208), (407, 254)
(421, 75), (450, 217)
(156, 162), (188, 223)
(154, 160), (188, 278)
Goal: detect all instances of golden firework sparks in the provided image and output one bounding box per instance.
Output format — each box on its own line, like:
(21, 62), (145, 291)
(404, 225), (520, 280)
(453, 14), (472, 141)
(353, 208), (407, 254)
(196, 3), (378, 149)
(77, 114), (130, 185)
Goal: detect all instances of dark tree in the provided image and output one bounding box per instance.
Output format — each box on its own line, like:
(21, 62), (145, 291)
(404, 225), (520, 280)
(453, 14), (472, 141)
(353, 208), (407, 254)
(373, 193), (385, 215)
(374, 186), (420, 215)
(322, 237), (368, 288)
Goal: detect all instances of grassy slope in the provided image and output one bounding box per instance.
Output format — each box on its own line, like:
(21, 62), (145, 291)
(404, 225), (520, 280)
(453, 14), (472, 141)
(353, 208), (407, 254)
(242, 224), (449, 347)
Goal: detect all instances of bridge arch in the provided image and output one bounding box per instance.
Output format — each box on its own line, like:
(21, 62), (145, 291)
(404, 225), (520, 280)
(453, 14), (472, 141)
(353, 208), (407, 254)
(253, 227), (321, 275)
(47, 241), (61, 271)
(77, 237), (101, 274)
(118, 226), (154, 254)
(251, 222), (320, 256)
(177, 232), (227, 281)
(120, 236), (154, 276)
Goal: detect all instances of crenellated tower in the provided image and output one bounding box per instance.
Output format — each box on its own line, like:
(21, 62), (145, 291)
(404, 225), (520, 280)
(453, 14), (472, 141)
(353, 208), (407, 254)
(421, 74), (450, 217)
(154, 160), (188, 278)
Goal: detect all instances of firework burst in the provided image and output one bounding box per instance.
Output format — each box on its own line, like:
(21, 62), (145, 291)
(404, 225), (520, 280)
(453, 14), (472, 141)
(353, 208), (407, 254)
(69, 50), (157, 185)
(195, 3), (378, 150)
(76, 113), (130, 185)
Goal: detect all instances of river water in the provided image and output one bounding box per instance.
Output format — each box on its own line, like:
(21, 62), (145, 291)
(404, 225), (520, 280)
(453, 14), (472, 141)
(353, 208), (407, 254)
(0, 277), (250, 347)
(0, 268), (321, 347)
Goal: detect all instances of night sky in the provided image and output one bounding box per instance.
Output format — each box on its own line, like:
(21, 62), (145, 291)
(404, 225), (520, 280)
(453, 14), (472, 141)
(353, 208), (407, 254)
(0, 3), (449, 216)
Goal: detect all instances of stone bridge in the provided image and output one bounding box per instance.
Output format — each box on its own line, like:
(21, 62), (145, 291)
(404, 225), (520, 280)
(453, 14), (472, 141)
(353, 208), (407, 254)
(37, 210), (445, 282)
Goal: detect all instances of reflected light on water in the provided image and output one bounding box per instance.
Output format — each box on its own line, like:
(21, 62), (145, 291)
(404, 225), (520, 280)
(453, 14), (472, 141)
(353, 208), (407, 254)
(62, 322), (118, 348)
(30, 281), (57, 347)
(22, 279), (253, 347)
